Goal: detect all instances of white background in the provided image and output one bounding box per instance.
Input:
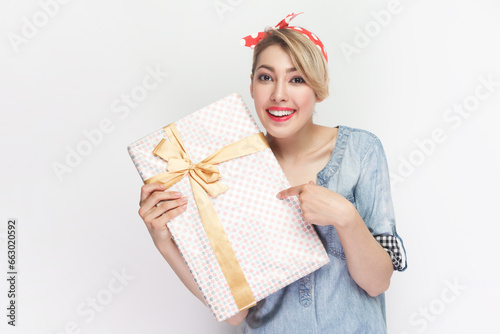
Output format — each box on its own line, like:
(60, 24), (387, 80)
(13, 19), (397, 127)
(1, 0), (499, 333)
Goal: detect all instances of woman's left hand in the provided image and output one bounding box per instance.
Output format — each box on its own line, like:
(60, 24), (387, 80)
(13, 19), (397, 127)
(277, 181), (356, 228)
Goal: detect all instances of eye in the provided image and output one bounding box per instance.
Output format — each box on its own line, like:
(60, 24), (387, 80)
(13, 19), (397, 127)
(291, 77), (305, 84)
(257, 74), (272, 82)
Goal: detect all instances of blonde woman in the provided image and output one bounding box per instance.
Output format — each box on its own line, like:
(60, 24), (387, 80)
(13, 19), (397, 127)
(138, 13), (406, 333)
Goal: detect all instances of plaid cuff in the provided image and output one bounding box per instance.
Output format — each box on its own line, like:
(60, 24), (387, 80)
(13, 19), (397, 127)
(374, 235), (406, 271)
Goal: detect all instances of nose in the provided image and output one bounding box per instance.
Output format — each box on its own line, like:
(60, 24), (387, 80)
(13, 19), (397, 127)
(271, 80), (288, 102)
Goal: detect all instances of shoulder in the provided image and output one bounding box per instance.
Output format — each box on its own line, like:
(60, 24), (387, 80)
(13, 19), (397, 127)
(339, 125), (384, 161)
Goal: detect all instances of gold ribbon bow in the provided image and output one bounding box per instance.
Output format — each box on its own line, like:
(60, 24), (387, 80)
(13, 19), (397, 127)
(145, 123), (269, 311)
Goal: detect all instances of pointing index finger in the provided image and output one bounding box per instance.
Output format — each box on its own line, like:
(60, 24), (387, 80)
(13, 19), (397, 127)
(277, 184), (303, 199)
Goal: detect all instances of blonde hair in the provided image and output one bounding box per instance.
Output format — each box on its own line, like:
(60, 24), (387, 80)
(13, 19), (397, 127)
(251, 28), (329, 100)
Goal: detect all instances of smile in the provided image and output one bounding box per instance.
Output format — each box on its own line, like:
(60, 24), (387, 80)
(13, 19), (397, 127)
(266, 107), (296, 117)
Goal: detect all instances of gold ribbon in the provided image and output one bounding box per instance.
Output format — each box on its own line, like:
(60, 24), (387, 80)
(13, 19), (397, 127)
(145, 123), (269, 311)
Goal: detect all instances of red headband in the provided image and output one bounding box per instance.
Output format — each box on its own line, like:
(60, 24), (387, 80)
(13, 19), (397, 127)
(240, 12), (328, 62)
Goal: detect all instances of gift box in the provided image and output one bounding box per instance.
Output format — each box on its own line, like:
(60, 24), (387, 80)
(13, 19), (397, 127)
(127, 93), (329, 321)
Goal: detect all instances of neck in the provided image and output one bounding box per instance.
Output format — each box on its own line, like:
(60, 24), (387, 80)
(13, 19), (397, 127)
(266, 118), (318, 162)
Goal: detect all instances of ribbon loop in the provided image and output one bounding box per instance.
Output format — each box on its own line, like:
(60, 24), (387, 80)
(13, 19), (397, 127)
(274, 12), (303, 29)
(166, 158), (192, 173)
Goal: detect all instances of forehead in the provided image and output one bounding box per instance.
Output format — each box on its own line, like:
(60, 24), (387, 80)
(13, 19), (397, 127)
(255, 45), (294, 70)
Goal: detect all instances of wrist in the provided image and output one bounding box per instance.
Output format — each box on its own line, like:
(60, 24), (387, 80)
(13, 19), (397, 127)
(155, 237), (176, 257)
(335, 201), (361, 231)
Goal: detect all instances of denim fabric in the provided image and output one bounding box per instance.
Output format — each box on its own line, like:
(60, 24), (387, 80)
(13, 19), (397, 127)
(243, 125), (406, 334)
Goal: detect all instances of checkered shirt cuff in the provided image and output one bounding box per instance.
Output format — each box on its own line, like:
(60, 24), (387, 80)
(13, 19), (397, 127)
(374, 235), (406, 271)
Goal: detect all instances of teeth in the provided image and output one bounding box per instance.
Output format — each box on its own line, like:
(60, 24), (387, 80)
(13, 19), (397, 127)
(268, 109), (294, 117)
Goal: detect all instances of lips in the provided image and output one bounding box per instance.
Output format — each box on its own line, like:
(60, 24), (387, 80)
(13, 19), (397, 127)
(266, 107), (296, 122)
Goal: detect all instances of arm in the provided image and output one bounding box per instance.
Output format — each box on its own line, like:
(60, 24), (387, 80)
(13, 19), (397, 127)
(334, 204), (393, 297)
(277, 138), (399, 297)
(277, 183), (392, 296)
(139, 182), (248, 325)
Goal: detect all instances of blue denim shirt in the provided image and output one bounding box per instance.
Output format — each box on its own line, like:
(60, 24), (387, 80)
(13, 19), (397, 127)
(243, 125), (407, 334)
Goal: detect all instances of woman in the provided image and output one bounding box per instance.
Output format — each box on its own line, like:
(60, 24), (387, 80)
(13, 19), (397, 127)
(138, 13), (406, 333)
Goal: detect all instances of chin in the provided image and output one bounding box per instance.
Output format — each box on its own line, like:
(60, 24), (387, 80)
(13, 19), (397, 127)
(264, 127), (294, 140)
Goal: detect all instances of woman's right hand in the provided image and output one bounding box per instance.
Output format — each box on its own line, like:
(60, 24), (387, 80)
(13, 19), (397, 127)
(138, 182), (188, 250)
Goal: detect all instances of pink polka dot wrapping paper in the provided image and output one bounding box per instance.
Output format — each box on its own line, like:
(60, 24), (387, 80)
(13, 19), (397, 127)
(127, 93), (330, 321)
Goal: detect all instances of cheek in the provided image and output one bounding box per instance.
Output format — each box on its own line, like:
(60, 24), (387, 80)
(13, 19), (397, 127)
(252, 85), (268, 106)
(298, 90), (318, 109)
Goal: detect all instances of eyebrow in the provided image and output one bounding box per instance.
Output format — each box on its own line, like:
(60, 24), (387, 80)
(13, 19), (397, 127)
(256, 64), (297, 73)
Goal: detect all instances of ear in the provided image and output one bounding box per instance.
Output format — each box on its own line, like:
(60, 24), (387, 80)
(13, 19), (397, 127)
(250, 74), (254, 99)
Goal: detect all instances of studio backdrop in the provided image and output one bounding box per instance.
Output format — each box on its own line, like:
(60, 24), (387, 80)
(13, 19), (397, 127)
(1, 0), (499, 333)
